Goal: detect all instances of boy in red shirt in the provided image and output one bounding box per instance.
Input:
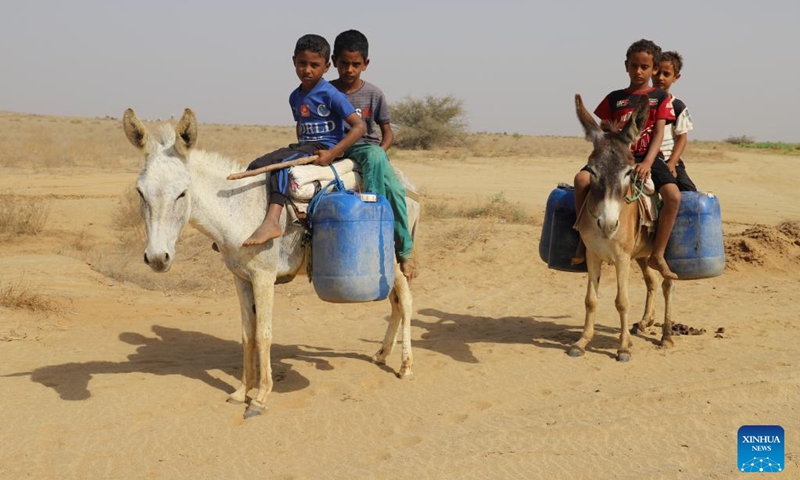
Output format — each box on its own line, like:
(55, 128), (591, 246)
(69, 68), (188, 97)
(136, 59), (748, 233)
(572, 39), (680, 280)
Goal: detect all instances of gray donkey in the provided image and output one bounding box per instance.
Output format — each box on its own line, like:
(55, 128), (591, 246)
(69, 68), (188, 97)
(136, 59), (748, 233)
(569, 94), (675, 362)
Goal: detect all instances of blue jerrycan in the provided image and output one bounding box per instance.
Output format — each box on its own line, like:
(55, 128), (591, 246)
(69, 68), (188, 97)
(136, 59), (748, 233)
(539, 183), (587, 272)
(665, 191), (725, 280)
(310, 189), (396, 303)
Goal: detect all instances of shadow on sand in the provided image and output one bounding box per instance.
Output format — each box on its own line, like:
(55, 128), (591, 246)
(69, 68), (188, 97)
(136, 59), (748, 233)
(410, 307), (632, 362)
(7, 309), (657, 401)
(5, 325), (372, 401)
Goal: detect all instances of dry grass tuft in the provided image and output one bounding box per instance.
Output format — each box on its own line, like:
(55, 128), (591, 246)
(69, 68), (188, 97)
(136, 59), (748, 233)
(423, 192), (535, 224)
(0, 194), (51, 235)
(113, 185), (145, 247)
(0, 279), (62, 314)
(467, 133), (591, 159)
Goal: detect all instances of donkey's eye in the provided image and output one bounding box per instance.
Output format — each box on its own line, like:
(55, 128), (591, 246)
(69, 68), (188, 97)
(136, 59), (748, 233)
(177, 191), (187, 200)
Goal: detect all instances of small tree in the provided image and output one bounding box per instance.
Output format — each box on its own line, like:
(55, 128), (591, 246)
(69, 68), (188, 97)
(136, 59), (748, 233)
(390, 94), (468, 149)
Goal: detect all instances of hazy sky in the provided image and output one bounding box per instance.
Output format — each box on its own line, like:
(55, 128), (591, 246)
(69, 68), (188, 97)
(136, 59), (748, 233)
(3, 1), (798, 142)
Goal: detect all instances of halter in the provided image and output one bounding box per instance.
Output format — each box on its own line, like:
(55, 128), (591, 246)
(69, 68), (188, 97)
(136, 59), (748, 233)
(585, 173), (646, 221)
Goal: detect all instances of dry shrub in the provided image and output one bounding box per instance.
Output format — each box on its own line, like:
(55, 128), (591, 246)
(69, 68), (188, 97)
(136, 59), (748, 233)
(424, 219), (495, 257)
(81, 208), (229, 293)
(423, 192), (534, 224)
(113, 185), (145, 247)
(0, 194), (50, 235)
(0, 279), (62, 314)
(69, 230), (92, 251)
(467, 133), (590, 159)
(0, 114), (137, 170)
(59, 182), (234, 294)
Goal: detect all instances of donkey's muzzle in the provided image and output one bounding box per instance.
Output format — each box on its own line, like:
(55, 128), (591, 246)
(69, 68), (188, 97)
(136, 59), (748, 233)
(143, 251), (171, 272)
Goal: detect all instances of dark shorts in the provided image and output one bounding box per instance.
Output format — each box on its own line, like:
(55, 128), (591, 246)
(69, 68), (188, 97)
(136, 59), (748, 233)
(633, 154), (677, 192)
(671, 159), (697, 192)
(247, 143), (325, 170)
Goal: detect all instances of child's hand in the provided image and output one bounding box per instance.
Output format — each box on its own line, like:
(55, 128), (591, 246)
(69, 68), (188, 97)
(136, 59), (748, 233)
(665, 159), (678, 177)
(313, 150), (336, 166)
(633, 162), (652, 181)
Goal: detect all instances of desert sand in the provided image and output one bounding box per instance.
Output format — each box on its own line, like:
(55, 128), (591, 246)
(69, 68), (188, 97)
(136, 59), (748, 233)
(1, 112), (798, 479)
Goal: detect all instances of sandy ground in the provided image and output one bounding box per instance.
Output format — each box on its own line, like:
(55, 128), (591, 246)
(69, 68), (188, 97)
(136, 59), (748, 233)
(1, 126), (799, 479)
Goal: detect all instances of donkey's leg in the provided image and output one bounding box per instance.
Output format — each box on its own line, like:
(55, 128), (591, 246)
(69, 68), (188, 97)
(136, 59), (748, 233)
(397, 270), (414, 379)
(631, 258), (658, 334)
(229, 276), (256, 405)
(569, 254), (601, 357)
(614, 257), (633, 362)
(375, 265), (414, 379)
(246, 271), (278, 417)
(374, 283), (401, 364)
(660, 278), (676, 348)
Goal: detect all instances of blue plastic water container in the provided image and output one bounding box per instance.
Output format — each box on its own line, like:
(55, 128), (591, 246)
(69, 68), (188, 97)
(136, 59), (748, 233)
(665, 191), (725, 280)
(539, 183), (587, 272)
(311, 191), (395, 303)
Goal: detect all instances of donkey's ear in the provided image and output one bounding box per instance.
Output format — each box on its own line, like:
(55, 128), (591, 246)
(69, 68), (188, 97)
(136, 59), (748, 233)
(123, 108), (153, 154)
(620, 95), (650, 145)
(575, 94), (602, 143)
(173, 108), (197, 158)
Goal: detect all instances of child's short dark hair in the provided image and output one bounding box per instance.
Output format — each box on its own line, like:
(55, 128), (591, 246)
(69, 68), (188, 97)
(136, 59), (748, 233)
(333, 29), (369, 61)
(294, 34), (331, 63)
(626, 39), (662, 64)
(660, 51), (684, 74)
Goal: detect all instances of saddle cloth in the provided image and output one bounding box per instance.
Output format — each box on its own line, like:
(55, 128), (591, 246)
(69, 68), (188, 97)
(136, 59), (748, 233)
(288, 159), (362, 213)
(638, 193), (659, 233)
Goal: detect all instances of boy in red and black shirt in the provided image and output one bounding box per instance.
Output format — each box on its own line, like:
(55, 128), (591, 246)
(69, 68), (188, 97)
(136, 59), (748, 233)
(573, 39), (681, 280)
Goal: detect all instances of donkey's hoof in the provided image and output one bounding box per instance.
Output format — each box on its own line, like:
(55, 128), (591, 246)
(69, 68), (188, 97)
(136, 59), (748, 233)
(372, 349), (388, 365)
(567, 346), (585, 357)
(398, 368), (415, 380)
(244, 403), (265, 419)
(660, 337), (675, 348)
(227, 397), (245, 406)
(617, 350), (631, 362)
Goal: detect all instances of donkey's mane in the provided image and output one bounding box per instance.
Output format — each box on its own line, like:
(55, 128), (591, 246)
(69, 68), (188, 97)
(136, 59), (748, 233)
(600, 119), (622, 134)
(187, 149), (247, 177)
(155, 124), (177, 147)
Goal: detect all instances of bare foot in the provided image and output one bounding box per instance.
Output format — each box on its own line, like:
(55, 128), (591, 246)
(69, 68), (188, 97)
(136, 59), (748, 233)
(242, 221), (282, 246)
(647, 255), (678, 280)
(400, 259), (418, 281)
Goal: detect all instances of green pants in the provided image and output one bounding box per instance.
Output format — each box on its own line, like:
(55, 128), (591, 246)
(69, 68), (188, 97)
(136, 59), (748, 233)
(345, 142), (413, 261)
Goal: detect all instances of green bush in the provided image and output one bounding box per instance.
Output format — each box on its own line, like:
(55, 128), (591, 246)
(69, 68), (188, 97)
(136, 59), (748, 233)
(390, 95), (468, 149)
(723, 135), (755, 145)
(739, 142), (800, 153)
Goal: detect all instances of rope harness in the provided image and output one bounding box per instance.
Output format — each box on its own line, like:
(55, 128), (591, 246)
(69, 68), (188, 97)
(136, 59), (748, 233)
(586, 173), (646, 221)
(301, 166), (348, 280)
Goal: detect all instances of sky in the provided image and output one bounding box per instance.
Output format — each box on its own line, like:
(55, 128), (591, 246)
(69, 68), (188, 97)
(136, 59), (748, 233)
(2, 1), (799, 142)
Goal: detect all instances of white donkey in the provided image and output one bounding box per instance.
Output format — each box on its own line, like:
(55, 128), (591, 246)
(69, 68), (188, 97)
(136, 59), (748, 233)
(123, 108), (415, 418)
(569, 94), (675, 362)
